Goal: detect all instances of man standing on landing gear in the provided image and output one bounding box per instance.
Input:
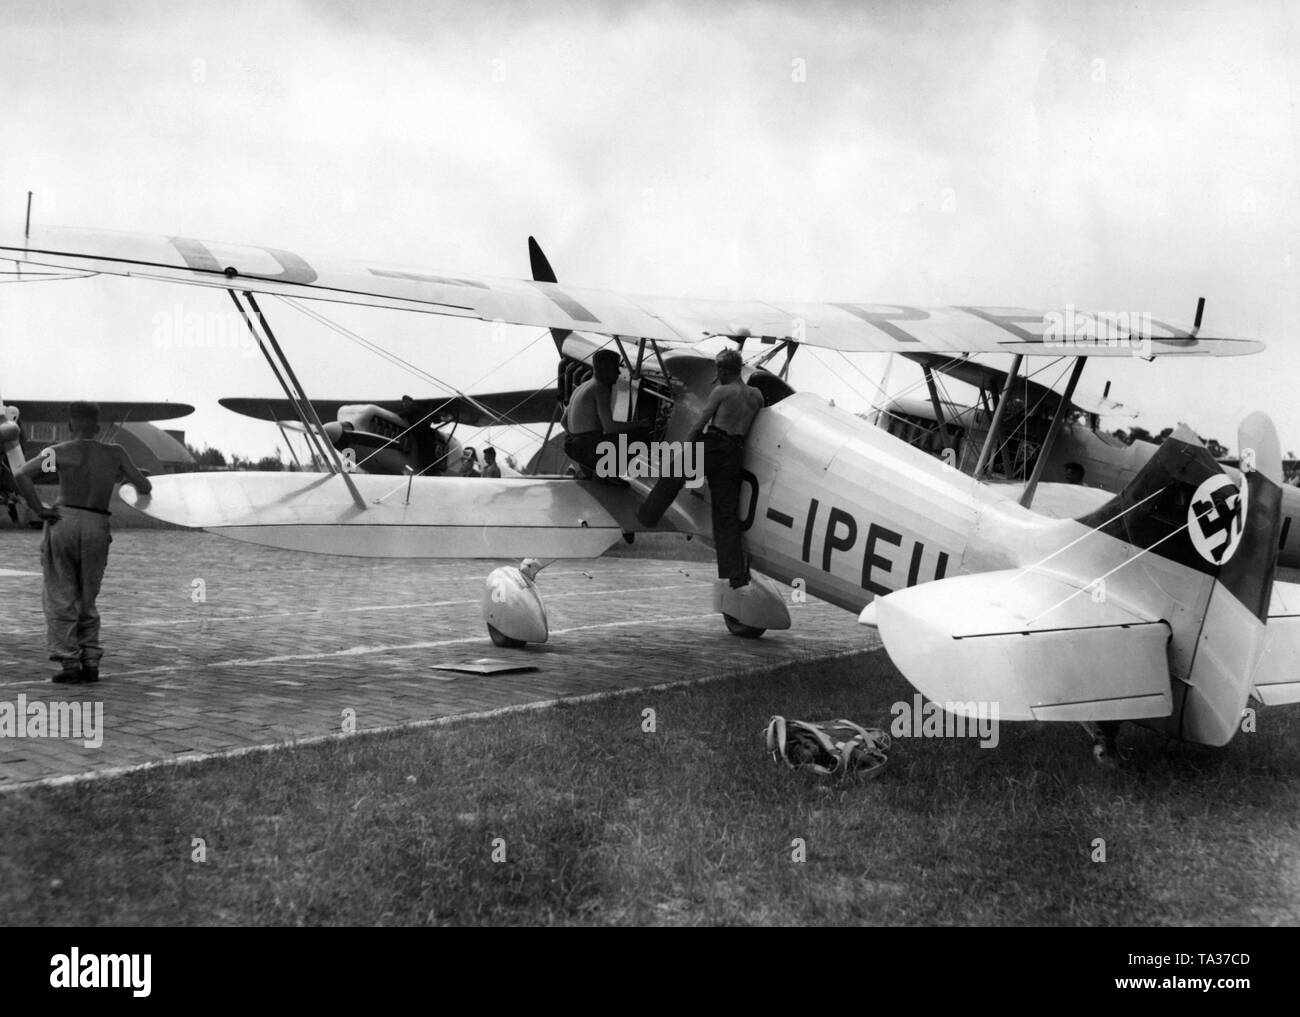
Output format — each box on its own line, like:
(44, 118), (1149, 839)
(638, 348), (765, 587)
(12, 402), (152, 684)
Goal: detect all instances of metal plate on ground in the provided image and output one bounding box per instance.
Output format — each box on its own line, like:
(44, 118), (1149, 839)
(431, 658), (541, 678)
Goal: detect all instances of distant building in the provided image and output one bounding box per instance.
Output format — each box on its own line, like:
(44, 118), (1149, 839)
(19, 421), (194, 475)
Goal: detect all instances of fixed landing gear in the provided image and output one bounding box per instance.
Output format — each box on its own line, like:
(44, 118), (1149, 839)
(714, 575), (791, 639)
(487, 623), (527, 649)
(1083, 721), (1121, 766)
(723, 614), (766, 638)
(480, 560), (795, 646)
(481, 558), (552, 648)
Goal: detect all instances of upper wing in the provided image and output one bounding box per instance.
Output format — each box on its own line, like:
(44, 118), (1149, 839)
(220, 389), (558, 427)
(1, 226), (1262, 358)
(10, 399), (194, 422)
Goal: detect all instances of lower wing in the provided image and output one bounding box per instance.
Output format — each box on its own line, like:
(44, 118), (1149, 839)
(121, 471), (680, 558)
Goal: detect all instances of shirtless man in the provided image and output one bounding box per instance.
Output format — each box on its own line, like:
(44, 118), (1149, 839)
(638, 348), (765, 587)
(12, 402), (152, 683)
(563, 349), (643, 475)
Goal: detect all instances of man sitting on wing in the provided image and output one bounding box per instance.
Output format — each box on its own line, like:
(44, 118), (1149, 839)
(562, 349), (643, 476)
(638, 348), (765, 588)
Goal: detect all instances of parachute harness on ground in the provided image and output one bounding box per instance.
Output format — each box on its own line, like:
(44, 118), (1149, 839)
(763, 716), (891, 779)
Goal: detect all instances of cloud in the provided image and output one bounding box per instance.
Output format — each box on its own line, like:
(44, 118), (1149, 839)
(1, 0), (1296, 457)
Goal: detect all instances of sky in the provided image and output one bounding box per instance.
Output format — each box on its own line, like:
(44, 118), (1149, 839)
(1, 0), (1298, 461)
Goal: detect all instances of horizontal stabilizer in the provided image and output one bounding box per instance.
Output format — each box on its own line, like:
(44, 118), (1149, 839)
(867, 569), (1172, 721)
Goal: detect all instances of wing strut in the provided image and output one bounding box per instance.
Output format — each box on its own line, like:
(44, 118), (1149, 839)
(534, 400), (564, 477)
(972, 353), (1023, 479)
(227, 289), (367, 509)
(1018, 357), (1086, 508)
(274, 419), (305, 469)
(649, 338), (673, 383)
(754, 338), (797, 380)
(228, 291), (331, 466)
(922, 365), (953, 457)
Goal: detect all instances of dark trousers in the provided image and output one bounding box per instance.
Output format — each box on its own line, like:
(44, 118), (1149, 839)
(564, 431), (608, 473)
(637, 452), (688, 526)
(704, 432), (748, 584)
(638, 432), (747, 583)
(41, 508), (112, 667)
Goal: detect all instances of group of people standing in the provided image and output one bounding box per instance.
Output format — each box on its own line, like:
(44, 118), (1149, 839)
(456, 446), (501, 478)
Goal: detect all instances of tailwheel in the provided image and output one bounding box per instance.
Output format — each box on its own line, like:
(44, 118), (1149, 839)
(1082, 721), (1121, 767)
(723, 614), (766, 639)
(487, 623), (526, 649)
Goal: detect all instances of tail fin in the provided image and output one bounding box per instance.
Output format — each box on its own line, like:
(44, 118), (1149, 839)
(1079, 416), (1283, 744)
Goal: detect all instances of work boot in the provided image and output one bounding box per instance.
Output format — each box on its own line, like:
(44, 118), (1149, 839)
(52, 665), (84, 684)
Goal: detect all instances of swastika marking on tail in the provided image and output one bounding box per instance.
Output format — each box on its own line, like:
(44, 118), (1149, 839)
(1189, 475), (1247, 565)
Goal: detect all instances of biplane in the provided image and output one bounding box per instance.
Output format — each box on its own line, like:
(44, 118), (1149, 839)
(3, 223), (1295, 756)
(218, 390), (556, 476)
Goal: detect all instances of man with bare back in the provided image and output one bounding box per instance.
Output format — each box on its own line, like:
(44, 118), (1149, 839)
(637, 348), (765, 587)
(13, 402), (153, 683)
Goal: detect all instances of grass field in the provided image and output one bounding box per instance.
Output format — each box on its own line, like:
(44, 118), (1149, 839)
(2, 649), (1297, 926)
